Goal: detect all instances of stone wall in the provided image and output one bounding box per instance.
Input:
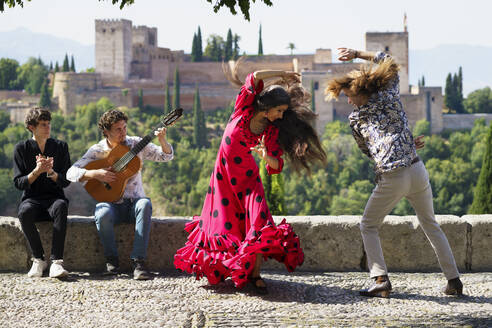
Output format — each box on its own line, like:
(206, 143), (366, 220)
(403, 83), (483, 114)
(1, 215), (490, 273)
(442, 113), (492, 131)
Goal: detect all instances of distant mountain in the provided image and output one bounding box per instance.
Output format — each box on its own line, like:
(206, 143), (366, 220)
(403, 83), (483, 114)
(0, 27), (93, 71)
(410, 44), (492, 96)
(1, 28), (490, 96)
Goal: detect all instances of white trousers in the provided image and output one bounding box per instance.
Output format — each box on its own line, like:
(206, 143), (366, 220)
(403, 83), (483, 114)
(360, 161), (460, 280)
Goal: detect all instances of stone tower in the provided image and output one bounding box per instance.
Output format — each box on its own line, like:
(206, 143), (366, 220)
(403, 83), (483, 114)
(365, 19), (409, 94)
(95, 19), (132, 82)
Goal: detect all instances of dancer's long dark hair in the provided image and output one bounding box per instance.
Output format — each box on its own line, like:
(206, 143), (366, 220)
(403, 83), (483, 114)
(223, 58), (327, 173)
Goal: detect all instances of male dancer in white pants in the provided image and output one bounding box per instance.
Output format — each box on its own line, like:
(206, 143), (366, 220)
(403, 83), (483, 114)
(325, 48), (463, 298)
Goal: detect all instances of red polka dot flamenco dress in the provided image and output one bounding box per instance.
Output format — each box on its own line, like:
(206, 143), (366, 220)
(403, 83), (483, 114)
(174, 73), (304, 288)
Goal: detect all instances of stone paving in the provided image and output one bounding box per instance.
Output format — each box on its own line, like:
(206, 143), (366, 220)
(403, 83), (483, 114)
(0, 271), (491, 328)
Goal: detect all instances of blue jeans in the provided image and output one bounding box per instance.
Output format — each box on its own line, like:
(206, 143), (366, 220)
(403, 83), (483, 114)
(94, 198), (152, 260)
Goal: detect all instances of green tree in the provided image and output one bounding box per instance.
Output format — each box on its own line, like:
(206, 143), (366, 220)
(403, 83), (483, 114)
(38, 79), (51, 107)
(138, 89), (143, 109)
(224, 28), (233, 61)
(413, 119), (430, 136)
(192, 84), (207, 148)
(172, 66), (180, 109)
(444, 73), (455, 111)
(70, 55), (75, 72)
(197, 26), (203, 61)
(0, 58), (19, 90)
(286, 42), (296, 55)
(204, 34), (224, 61)
(258, 24), (263, 56)
(1, 0), (275, 21)
(464, 87), (492, 113)
(49, 61), (53, 71)
(16, 57), (48, 94)
(54, 61), (59, 73)
(259, 159), (286, 215)
(164, 81), (171, 114)
(469, 123), (492, 213)
(191, 33), (198, 62)
(62, 54), (69, 72)
(330, 180), (373, 215)
(232, 34), (241, 60)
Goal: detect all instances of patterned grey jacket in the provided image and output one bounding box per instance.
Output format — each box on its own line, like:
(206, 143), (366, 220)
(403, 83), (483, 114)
(348, 52), (417, 176)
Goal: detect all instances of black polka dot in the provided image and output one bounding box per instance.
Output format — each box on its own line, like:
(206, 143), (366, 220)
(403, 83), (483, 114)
(246, 188), (251, 195)
(225, 136), (231, 145)
(294, 242), (298, 248)
(267, 240), (272, 244)
(225, 222), (232, 230)
(260, 211), (266, 219)
(213, 210), (218, 218)
(232, 242), (238, 249)
(221, 158), (226, 166)
(246, 170), (253, 177)
(245, 262), (251, 269)
(216, 172), (223, 180)
(256, 195), (262, 203)
(234, 157), (242, 164)
(240, 141), (247, 147)
(207, 186), (211, 194)
(231, 177), (237, 185)
(256, 176), (261, 183)
(237, 192), (243, 200)
(214, 270), (220, 277)
(198, 241), (204, 247)
(261, 247), (270, 252)
(242, 105), (248, 111)
(272, 150), (278, 156)
(199, 220), (203, 228)
(239, 274), (245, 279)
(221, 198), (229, 206)
(239, 213), (245, 220)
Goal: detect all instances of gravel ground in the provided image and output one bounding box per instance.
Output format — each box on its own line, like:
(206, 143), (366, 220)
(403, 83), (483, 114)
(0, 271), (490, 328)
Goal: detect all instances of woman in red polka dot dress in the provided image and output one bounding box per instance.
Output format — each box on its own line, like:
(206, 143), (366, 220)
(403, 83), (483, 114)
(174, 67), (326, 294)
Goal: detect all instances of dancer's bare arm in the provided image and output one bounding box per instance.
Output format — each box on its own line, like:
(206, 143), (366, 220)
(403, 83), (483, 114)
(337, 47), (377, 62)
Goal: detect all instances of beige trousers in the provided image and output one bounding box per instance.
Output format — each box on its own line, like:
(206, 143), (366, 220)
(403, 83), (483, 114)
(360, 160), (460, 280)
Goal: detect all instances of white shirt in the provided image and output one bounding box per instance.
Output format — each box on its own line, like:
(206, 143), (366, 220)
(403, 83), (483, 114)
(67, 136), (173, 202)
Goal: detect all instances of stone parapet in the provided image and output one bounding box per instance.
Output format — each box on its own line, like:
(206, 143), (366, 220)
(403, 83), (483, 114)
(1, 215), (490, 273)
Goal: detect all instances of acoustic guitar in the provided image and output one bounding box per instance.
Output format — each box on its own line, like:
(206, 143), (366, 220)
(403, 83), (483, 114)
(83, 108), (183, 202)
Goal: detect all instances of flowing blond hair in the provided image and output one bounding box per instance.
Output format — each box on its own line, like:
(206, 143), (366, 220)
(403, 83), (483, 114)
(325, 57), (400, 100)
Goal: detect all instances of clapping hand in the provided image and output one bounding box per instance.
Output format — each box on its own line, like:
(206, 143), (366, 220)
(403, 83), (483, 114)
(414, 135), (425, 150)
(337, 47), (357, 61)
(251, 135), (268, 160)
(35, 154), (54, 175)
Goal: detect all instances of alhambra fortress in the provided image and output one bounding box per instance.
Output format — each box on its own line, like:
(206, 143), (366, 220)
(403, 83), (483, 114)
(3, 18), (492, 133)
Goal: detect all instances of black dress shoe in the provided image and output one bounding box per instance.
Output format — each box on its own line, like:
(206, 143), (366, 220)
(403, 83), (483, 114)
(359, 275), (392, 298)
(443, 277), (463, 296)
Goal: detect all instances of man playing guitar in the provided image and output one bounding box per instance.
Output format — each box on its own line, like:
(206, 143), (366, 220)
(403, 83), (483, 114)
(67, 109), (174, 279)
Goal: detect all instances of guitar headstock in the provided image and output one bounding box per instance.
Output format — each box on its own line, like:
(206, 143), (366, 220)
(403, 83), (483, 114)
(161, 108), (183, 127)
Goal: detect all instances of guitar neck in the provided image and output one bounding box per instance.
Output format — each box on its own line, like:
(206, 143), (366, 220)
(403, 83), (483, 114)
(130, 134), (153, 155)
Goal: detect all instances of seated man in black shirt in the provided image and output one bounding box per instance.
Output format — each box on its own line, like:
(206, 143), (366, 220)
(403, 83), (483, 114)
(13, 107), (71, 278)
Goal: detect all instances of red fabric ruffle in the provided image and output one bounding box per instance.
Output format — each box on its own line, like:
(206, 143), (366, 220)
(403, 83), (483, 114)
(174, 217), (304, 288)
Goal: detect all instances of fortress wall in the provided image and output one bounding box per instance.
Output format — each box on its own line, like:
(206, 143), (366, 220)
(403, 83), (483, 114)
(442, 113), (492, 130)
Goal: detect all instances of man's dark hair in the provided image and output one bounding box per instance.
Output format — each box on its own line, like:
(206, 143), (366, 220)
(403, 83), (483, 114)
(98, 109), (128, 137)
(25, 107), (51, 131)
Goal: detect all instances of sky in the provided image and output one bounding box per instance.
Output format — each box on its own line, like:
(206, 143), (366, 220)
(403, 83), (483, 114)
(0, 0), (491, 55)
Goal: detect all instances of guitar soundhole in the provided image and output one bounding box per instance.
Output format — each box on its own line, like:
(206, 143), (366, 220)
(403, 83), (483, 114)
(103, 182), (112, 190)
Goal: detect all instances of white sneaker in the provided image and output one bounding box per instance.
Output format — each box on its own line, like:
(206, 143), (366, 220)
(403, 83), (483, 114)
(27, 258), (48, 278)
(49, 259), (69, 278)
